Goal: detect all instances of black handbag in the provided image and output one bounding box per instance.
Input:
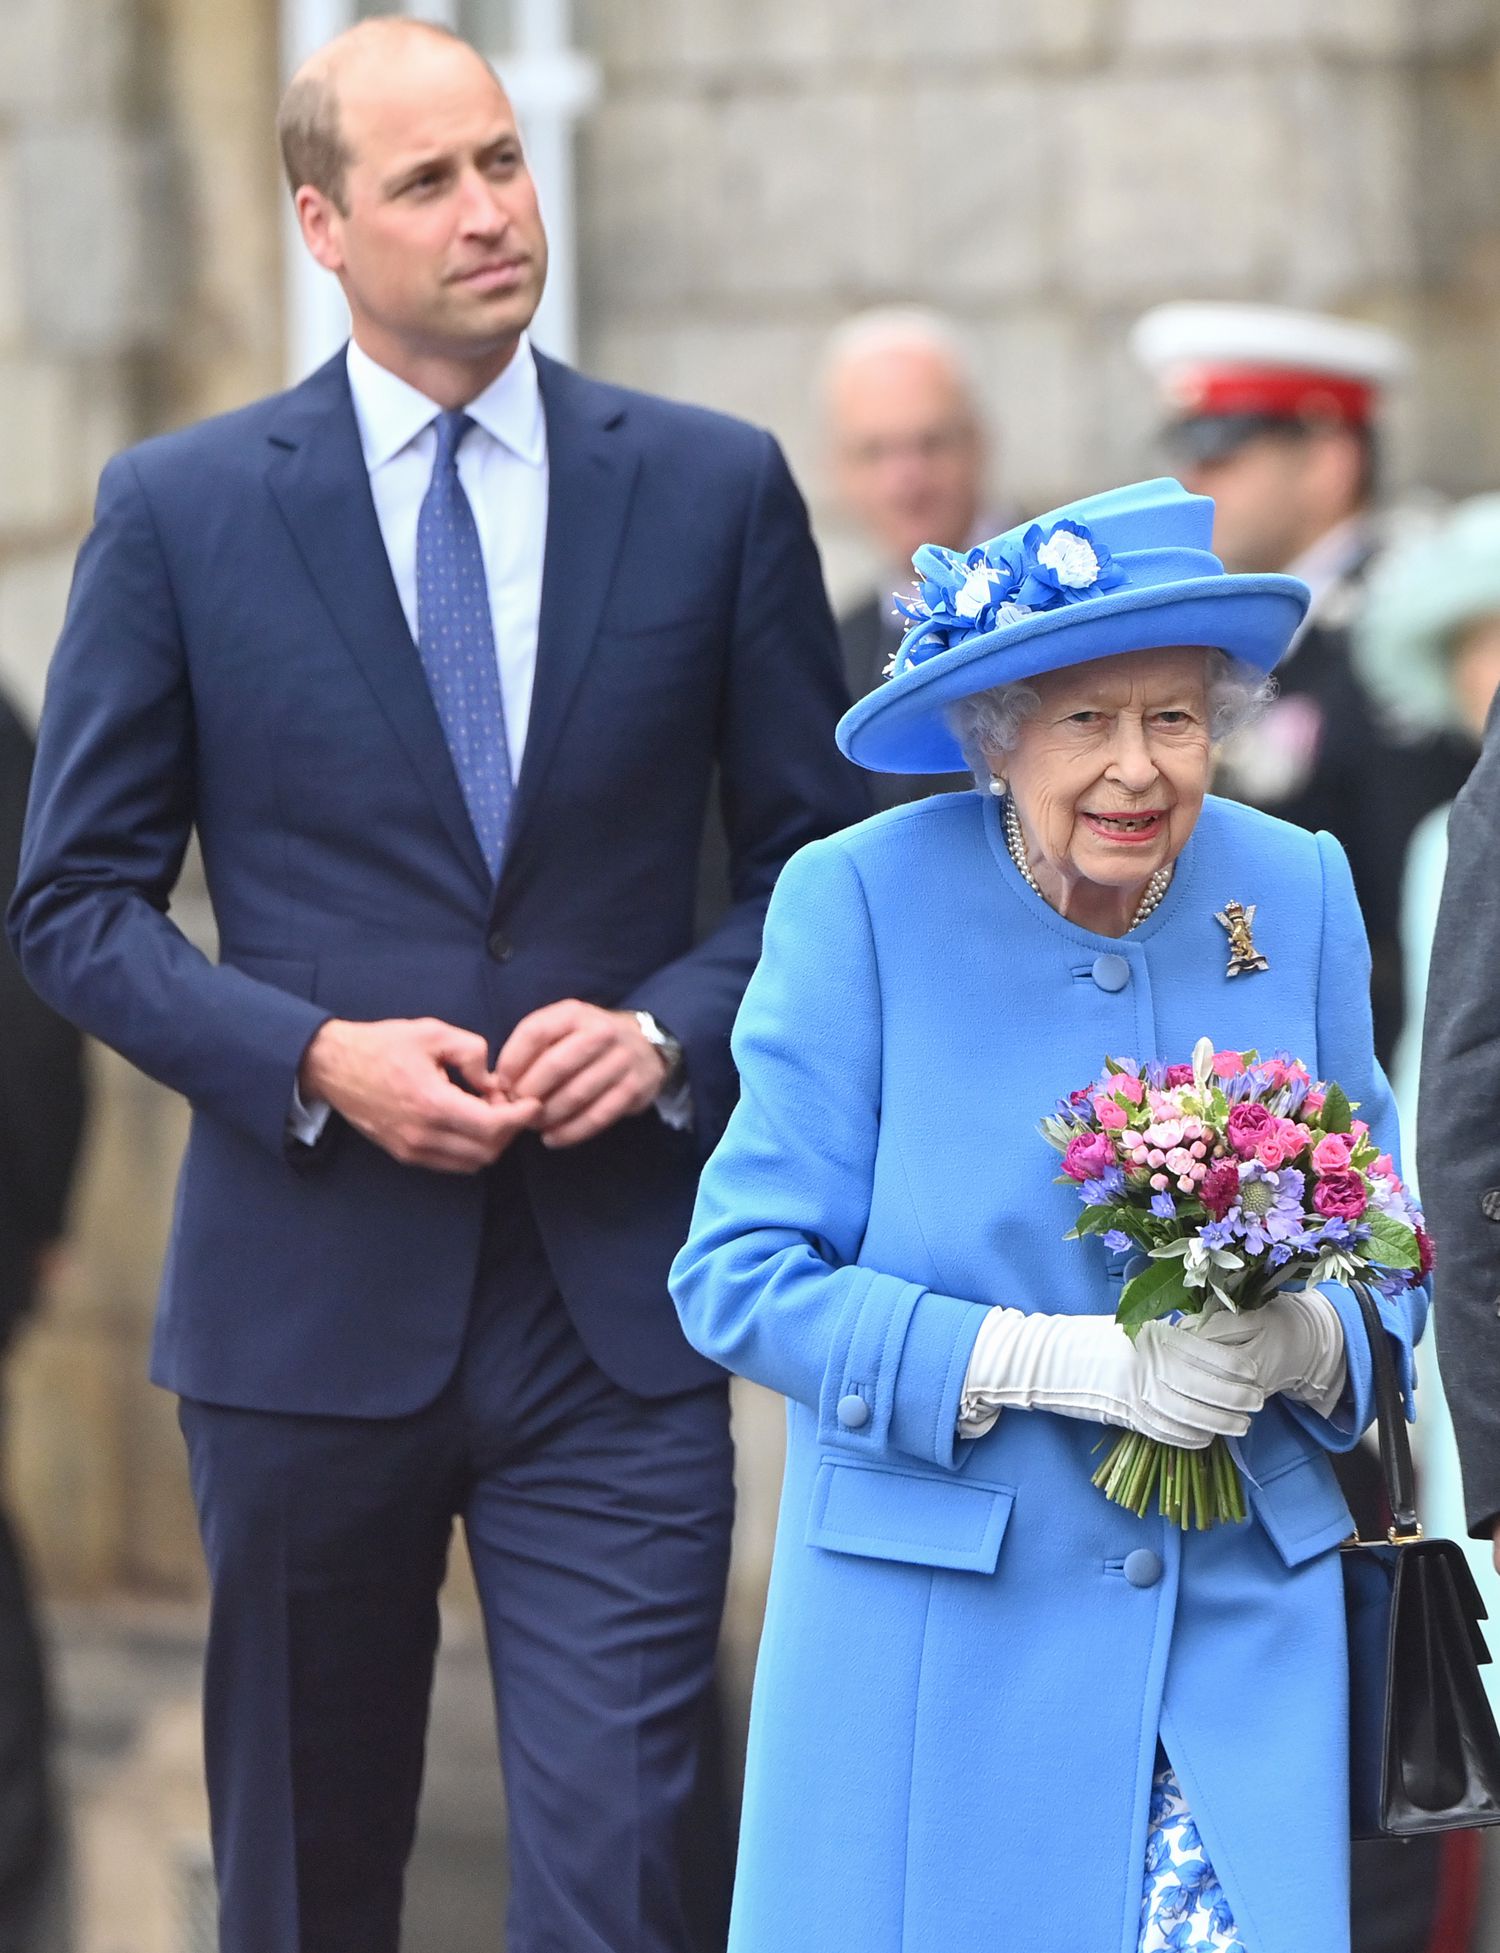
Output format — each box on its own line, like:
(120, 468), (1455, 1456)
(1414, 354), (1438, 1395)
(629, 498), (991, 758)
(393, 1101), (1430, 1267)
(1342, 1278), (1500, 1837)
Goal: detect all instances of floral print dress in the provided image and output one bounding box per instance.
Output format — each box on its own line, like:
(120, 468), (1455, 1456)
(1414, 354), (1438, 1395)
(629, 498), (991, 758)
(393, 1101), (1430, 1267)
(1140, 1757), (1246, 1952)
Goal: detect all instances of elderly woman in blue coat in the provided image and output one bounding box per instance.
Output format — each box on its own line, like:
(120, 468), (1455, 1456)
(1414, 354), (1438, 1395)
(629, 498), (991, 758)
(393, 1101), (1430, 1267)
(670, 478), (1426, 1953)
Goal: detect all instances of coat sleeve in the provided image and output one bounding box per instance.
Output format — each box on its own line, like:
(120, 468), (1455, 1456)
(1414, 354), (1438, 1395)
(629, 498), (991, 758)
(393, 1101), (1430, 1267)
(624, 432), (871, 1154)
(1282, 829), (1429, 1456)
(670, 837), (989, 1472)
(6, 454), (330, 1161)
(1419, 710), (1500, 1534)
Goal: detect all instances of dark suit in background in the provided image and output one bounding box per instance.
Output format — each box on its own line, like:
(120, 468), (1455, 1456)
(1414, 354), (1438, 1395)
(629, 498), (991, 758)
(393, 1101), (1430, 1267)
(837, 594), (967, 811)
(11, 350), (865, 1952)
(0, 691), (86, 1953)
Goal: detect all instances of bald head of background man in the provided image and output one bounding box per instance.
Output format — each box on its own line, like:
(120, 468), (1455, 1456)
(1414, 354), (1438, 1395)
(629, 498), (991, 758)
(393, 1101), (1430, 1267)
(822, 308), (989, 579)
(279, 16), (548, 407)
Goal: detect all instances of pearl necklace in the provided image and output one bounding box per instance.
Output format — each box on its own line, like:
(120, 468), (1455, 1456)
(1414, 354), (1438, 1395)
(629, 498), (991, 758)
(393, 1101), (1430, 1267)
(1002, 795), (1172, 933)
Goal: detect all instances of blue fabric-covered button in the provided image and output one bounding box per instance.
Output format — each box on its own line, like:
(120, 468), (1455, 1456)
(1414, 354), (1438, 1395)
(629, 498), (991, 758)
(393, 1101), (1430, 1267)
(1123, 1548), (1163, 1589)
(836, 1393), (871, 1430)
(1091, 953), (1130, 993)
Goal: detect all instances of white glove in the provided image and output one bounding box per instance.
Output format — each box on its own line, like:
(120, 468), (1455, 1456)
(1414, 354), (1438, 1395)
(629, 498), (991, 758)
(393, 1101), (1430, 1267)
(1193, 1290), (1347, 1417)
(957, 1307), (1266, 1448)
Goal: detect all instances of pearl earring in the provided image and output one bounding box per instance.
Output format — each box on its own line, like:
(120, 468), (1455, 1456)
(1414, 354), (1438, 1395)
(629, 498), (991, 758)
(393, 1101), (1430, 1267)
(988, 777), (1005, 797)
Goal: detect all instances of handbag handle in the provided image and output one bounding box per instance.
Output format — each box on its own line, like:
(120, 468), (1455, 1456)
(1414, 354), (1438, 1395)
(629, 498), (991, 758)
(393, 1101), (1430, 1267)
(1347, 1278), (1420, 1542)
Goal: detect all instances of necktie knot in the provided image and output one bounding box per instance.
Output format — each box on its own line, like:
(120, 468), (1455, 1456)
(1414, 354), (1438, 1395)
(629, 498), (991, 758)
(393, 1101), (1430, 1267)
(432, 409), (475, 473)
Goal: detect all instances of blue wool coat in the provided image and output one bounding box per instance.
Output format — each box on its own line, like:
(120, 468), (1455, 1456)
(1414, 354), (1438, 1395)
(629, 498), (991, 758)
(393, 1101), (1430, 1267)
(671, 792), (1426, 1953)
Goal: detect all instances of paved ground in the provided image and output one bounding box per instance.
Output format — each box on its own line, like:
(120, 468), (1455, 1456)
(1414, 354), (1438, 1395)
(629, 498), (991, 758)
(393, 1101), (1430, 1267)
(48, 1601), (508, 1953)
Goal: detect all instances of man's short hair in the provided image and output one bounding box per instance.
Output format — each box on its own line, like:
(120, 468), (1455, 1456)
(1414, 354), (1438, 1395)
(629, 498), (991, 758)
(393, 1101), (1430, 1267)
(276, 16), (465, 211)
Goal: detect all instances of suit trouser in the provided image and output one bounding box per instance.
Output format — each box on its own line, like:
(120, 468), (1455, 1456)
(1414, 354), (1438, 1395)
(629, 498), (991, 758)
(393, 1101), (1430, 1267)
(178, 1165), (736, 1953)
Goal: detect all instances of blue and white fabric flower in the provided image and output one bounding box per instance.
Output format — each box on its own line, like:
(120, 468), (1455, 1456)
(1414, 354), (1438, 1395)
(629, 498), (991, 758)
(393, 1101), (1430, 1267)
(889, 518), (1125, 676)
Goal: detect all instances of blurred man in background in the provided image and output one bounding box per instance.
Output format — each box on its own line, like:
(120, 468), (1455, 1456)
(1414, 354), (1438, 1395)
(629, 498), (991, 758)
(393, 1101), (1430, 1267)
(1132, 301), (1474, 1062)
(0, 686), (86, 1953)
(821, 308), (992, 807)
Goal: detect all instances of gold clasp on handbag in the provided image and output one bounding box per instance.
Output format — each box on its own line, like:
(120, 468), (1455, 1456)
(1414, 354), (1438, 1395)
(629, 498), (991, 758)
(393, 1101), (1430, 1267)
(1340, 1522), (1425, 1550)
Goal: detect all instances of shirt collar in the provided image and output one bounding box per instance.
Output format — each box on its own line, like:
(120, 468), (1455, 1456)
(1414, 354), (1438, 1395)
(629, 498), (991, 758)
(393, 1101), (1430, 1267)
(1284, 515), (1369, 620)
(345, 333), (546, 472)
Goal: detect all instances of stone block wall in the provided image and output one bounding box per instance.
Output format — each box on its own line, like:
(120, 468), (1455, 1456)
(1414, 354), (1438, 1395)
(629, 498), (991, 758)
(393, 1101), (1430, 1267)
(576, 0), (1500, 605)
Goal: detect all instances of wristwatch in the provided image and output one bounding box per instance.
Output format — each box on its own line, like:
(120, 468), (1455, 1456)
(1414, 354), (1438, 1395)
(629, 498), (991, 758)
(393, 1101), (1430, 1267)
(633, 1010), (685, 1092)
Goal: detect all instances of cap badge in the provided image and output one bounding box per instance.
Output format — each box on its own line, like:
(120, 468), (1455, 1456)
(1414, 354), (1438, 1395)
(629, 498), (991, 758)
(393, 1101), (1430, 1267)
(1216, 899), (1269, 977)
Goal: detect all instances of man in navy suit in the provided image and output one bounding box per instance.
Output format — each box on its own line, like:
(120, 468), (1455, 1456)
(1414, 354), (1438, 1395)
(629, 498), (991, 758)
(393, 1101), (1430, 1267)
(9, 18), (866, 1951)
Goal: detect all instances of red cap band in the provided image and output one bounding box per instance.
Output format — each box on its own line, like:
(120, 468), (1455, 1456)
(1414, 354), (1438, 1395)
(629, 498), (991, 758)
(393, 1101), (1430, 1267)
(1165, 363), (1377, 427)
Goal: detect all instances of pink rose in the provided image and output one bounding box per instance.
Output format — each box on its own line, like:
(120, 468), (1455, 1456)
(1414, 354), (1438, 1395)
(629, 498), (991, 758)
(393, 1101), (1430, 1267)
(1302, 1091), (1325, 1119)
(1163, 1064), (1194, 1088)
(1226, 1101), (1274, 1159)
(1201, 1160), (1241, 1218)
(1312, 1169), (1368, 1221)
(1255, 1131), (1293, 1169)
(1095, 1098), (1129, 1130)
(1063, 1132), (1117, 1182)
(1275, 1119), (1311, 1159)
(1351, 1120), (1369, 1141)
(1311, 1132), (1353, 1174)
(1261, 1058), (1292, 1087)
(1372, 1152), (1396, 1180)
(1116, 1074), (1145, 1105)
(1213, 1051), (1247, 1079)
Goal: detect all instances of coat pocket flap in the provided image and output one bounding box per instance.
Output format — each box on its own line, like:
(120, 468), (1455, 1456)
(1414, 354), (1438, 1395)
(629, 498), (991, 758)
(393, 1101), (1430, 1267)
(1248, 1452), (1353, 1568)
(806, 1457), (1015, 1573)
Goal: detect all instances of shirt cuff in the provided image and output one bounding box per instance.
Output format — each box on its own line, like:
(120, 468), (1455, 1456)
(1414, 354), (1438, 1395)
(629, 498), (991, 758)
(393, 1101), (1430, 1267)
(287, 1081), (333, 1147)
(654, 1078), (694, 1132)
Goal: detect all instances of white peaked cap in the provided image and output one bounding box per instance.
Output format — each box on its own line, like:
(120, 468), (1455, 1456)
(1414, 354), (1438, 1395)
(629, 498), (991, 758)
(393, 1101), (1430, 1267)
(1131, 302), (1408, 389)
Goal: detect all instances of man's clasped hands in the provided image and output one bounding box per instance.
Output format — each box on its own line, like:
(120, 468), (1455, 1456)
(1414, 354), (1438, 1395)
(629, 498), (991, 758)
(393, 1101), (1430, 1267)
(299, 1004), (675, 1173)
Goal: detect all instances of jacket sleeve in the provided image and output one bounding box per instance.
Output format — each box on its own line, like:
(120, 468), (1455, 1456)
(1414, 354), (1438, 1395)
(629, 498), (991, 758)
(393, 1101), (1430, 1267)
(625, 432), (871, 1154)
(1419, 713), (1500, 1534)
(670, 837), (989, 1471)
(6, 454), (330, 1161)
(1283, 829), (1429, 1456)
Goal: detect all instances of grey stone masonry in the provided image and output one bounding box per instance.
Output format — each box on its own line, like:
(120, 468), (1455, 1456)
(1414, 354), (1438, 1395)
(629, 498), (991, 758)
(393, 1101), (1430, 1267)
(575, 0), (1500, 604)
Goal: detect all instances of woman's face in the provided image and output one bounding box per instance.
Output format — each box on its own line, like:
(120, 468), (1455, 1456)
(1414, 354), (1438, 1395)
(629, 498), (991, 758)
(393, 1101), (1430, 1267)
(997, 646), (1214, 934)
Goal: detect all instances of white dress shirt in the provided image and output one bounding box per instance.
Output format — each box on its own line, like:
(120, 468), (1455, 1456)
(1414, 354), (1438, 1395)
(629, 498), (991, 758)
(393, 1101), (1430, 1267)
(347, 333), (549, 776)
(290, 337), (688, 1139)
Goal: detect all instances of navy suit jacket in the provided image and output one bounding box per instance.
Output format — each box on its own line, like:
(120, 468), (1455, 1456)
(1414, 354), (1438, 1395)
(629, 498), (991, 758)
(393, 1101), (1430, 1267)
(9, 349), (867, 1413)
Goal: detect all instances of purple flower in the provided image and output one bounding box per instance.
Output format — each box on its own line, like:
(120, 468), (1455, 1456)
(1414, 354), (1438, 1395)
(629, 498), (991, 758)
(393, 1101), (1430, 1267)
(1199, 1218), (1237, 1251)
(1079, 1165), (1127, 1205)
(1228, 1163), (1311, 1255)
(1150, 1191), (1177, 1219)
(1102, 1229), (1133, 1253)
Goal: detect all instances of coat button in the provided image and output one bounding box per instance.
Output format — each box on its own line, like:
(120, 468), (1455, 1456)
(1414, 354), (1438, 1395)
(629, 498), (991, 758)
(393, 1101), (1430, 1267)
(836, 1393), (871, 1430)
(1123, 1548), (1163, 1589)
(1091, 953), (1130, 993)
(486, 930), (513, 964)
(1482, 1189), (1500, 1223)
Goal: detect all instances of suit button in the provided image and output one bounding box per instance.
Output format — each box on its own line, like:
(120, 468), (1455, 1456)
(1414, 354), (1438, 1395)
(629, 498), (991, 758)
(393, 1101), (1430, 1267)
(486, 930), (513, 964)
(1091, 953), (1130, 993)
(1482, 1189), (1500, 1223)
(836, 1393), (871, 1431)
(1123, 1548), (1163, 1589)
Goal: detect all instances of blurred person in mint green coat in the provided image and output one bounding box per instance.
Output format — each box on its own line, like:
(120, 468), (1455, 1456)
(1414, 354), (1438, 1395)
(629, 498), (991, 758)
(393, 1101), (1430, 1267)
(1356, 497), (1500, 1714)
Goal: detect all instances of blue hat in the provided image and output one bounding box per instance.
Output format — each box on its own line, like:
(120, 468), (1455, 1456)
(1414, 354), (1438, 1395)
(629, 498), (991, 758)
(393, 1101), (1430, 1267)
(837, 477), (1310, 774)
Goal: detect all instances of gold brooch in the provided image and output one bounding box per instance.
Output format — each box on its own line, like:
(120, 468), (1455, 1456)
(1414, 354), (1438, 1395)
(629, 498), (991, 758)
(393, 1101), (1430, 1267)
(1216, 900), (1269, 977)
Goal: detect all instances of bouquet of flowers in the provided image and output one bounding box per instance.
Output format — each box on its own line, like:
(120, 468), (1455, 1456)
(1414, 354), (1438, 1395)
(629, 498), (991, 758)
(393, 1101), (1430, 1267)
(1041, 1036), (1431, 1529)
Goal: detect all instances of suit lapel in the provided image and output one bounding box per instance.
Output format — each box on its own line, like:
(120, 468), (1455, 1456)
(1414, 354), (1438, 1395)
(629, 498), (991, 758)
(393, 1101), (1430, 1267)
(502, 355), (640, 878)
(263, 354), (492, 895)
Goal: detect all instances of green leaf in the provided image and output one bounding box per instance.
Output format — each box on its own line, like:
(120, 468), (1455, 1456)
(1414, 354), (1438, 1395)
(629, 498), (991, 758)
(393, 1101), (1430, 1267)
(1066, 1204), (1153, 1245)
(1118, 1256), (1196, 1334)
(1364, 1214), (1420, 1271)
(1320, 1082), (1352, 1134)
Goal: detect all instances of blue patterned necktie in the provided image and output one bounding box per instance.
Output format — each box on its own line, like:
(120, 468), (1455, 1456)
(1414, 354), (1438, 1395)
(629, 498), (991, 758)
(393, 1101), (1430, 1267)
(415, 409), (513, 878)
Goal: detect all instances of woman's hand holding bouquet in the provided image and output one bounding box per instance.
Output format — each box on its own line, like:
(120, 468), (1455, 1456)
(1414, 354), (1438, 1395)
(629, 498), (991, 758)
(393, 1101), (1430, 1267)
(1039, 1036), (1430, 1528)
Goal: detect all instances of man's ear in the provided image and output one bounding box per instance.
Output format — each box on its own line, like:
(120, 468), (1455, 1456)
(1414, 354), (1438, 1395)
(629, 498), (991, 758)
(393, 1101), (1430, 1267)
(296, 185), (345, 274)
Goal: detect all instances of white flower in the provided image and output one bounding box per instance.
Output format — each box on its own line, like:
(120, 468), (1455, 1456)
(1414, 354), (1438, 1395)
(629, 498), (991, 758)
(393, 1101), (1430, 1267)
(953, 561), (1001, 620)
(1036, 528), (1102, 589)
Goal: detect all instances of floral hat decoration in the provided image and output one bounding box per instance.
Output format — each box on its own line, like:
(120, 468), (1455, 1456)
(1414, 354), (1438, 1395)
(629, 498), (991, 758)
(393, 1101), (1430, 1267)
(837, 477), (1310, 774)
